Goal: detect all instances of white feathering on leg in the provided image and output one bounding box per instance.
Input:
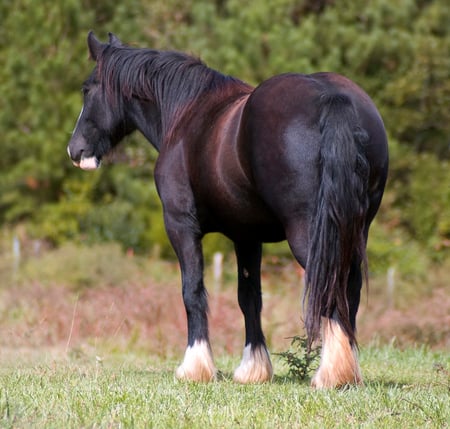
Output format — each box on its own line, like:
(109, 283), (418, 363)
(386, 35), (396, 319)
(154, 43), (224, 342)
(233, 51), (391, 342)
(176, 340), (216, 382)
(233, 344), (273, 384)
(311, 318), (362, 388)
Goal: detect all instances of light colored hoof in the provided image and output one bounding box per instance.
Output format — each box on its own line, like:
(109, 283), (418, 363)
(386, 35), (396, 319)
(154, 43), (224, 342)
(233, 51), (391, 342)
(175, 340), (216, 382)
(311, 318), (362, 389)
(233, 344), (273, 384)
(311, 365), (362, 389)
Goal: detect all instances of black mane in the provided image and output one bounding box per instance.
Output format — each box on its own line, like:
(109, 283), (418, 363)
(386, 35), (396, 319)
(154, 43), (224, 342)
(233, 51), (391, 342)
(96, 45), (251, 137)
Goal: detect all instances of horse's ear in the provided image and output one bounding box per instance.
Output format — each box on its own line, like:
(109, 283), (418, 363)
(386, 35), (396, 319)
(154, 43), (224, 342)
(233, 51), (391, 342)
(108, 33), (122, 47)
(87, 31), (105, 61)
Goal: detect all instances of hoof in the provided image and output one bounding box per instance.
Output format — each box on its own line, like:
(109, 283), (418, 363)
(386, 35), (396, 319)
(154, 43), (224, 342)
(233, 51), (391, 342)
(311, 365), (362, 389)
(176, 340), (216, 382)
(311, 318), (362, 389)
(233, 344), (273, 384)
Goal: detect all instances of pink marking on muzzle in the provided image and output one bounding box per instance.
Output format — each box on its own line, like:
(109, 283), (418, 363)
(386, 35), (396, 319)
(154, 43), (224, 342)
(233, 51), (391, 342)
(79, 156), (100, 170)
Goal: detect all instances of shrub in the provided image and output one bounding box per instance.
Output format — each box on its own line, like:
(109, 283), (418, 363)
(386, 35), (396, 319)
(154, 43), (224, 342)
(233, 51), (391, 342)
(275, 335), (320, 381)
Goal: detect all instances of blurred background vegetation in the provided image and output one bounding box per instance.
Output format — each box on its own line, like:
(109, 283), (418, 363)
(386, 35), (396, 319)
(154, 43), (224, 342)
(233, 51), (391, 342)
(0, 0), (449, 295)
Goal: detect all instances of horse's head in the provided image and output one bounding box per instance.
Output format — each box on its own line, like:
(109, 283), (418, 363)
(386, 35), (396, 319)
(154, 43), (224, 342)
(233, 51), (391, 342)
(67, 32), (131, 170)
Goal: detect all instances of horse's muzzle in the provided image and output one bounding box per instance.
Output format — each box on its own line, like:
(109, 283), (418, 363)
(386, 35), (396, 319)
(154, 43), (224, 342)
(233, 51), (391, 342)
(79, 156), (101, 170)
(67, 145), (101, 170)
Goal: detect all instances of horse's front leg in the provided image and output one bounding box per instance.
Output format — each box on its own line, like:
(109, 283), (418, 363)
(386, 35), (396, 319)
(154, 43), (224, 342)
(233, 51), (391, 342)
(165, 223), (216, 382)
(233, 241), (273, 383)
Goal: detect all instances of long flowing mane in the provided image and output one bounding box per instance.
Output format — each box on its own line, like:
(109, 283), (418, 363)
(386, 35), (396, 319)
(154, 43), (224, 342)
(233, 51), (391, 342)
(96, 45), (252, 137)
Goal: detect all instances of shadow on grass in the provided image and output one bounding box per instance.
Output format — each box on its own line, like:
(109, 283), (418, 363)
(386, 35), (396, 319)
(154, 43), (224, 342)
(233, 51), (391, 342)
(215, 370), (312, 385)
(363, 379), (411, 389)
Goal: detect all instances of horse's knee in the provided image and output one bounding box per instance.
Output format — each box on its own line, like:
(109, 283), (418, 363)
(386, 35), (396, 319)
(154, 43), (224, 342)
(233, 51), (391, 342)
(176, 340), (216, 382)
(311, 318), (362, 389)
(233, 344), (273, 384)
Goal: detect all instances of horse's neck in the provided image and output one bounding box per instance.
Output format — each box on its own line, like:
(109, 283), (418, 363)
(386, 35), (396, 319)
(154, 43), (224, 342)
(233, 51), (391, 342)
(161, 83), (253, 148)
(133, 69), (252, 150)
(129, 99), (163, 151)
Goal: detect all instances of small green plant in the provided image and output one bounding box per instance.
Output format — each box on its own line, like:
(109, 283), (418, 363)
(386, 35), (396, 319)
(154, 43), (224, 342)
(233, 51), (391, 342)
(275, 335), (320, 381)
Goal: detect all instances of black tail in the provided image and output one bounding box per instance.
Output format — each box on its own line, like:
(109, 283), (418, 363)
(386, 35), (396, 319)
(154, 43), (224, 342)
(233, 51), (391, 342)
(305, 93), (370, 347)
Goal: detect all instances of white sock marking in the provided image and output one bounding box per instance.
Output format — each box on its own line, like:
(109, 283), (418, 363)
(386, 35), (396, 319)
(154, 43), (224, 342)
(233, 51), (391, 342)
(234, 344), (273, 383)
(176, 340), (216, 382)
(311, 318), (362, 388)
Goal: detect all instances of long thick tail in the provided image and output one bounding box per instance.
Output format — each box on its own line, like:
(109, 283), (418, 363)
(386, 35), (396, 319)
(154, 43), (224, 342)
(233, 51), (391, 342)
(305, 93), (370, 347)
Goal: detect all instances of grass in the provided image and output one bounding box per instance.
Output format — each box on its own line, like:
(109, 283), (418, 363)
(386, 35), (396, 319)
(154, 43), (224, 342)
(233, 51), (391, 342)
(0, 242), (448, 427)
(0, 346), (448, 428)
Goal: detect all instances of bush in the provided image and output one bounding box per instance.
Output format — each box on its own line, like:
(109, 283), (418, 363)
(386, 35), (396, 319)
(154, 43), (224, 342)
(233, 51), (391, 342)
(275, 335), (320, 381)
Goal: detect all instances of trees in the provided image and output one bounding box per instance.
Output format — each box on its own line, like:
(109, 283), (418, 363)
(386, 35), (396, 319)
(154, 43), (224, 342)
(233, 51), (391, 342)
(0, 0), (448, 271)
(0, 0), (155, 251)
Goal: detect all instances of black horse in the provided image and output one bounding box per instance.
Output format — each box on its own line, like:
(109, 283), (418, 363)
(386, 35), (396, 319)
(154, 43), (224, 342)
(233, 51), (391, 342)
(68, 33), (388, 387)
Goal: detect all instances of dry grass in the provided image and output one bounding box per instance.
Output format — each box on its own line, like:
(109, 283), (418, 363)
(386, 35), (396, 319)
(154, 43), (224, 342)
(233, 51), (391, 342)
(0, 277), (302, 360)
(0, 249), (448, 362)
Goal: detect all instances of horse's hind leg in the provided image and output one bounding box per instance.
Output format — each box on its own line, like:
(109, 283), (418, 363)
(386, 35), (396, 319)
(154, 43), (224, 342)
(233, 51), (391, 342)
(310, 317), (362, 388)
(311, 261), (363, 388)
(233, 241), (273, 383)
(285, 225), (362, 387)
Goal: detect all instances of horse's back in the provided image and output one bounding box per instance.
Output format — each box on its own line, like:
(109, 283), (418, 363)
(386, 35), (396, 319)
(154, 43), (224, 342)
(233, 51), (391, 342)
(244, 72), (387, 156)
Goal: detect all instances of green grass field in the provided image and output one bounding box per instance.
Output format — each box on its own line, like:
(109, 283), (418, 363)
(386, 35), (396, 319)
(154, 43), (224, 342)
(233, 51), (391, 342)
(1, 346), (448, 428)
(0, 245), (448, 428)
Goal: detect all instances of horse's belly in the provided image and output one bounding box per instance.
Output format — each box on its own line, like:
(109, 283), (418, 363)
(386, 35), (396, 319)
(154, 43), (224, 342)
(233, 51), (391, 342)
(201, 196), (286, 242)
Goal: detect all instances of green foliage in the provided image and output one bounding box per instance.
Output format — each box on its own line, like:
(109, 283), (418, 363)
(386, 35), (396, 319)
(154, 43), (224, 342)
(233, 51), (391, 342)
(275, 335), (320, 381)
(0, 0), (448, 274)
(401, 155), (450, 253)
(367, 218), (429, 280)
